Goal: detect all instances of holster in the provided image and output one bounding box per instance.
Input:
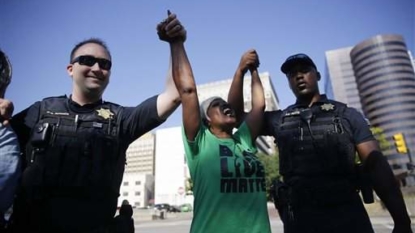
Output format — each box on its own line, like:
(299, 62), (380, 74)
(270, 179), (294, 223)
(355, 164), (374, 204)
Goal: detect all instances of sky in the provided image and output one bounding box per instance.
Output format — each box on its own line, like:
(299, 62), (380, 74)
(1, 0), (414, 129)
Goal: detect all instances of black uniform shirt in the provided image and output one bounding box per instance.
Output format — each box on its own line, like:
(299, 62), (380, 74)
(261, 95), (375, 146)
(11, 94), (164, 153)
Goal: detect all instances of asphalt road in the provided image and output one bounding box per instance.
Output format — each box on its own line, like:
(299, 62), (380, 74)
(135, 212), (414, 233)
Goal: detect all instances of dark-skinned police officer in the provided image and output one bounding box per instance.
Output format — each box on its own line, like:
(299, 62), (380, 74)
(228, 53), (412, 233)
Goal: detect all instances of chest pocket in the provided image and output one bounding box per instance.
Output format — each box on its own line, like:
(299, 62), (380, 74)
(276, 103), (355, 176)
(23, 104), (122, 199)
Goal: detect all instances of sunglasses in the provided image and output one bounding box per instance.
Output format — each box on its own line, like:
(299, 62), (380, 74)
(71, 55), (112, 70)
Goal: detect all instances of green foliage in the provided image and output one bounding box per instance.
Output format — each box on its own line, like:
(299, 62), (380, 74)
(185, 177), (193, 194)
(257, 152), (280, 200)
(370, 127), (391, 152)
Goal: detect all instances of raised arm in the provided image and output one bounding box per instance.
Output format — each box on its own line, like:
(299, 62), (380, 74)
(244, 68), (265, 142)
(227, 49), (259, 126)
(157, 11), (200, 141)
(156, 57), (181, 120)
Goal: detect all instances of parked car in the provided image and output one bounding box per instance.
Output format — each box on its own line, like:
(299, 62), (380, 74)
(180, 203), (193, 212)
(154, 203), (170, 211)
(168, 205), (181, 213)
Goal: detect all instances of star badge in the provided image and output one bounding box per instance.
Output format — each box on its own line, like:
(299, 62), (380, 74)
(321, 103), (335, 111)
(96, 108), (114, 119)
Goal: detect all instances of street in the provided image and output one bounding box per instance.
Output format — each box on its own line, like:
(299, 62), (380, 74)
(134, 213), (414, 233)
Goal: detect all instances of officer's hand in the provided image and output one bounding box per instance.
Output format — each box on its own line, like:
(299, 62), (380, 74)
(0, 98), (14, 125)
(157, 10), (187, 43)
(237, 49), (260, 74)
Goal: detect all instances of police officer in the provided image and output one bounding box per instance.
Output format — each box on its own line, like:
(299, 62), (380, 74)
(228, 53), (412, 232)
(2, 12), (186, 233)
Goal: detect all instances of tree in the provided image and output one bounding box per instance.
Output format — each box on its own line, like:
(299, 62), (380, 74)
(185, 177), (193, 194)
(257, 152), (280, 200)
(370, 127), (391, 152)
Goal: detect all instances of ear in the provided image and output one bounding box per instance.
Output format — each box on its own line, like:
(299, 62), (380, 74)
(67, 64), (74, 77)
(316, 72), (321, 81)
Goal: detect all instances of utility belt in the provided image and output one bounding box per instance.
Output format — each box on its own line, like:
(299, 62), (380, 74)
(270, 177), (369, 222)
(271, 179), (359, 209)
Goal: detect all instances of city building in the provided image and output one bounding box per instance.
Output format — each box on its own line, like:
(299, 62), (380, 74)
(325, 34), (415, 180)
(325, 46), (363, 113)
(154, 127), (191, 206)
(350, 34), (415, 175)
(119, 173), (154, 208)
(118, 133), (156, 207)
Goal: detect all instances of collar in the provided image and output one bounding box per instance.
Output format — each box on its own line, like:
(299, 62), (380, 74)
(289, 95), (329, 110)
(68, 95), (103, 113)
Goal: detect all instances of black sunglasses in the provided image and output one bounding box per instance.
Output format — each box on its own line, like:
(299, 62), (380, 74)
(71, 55), (112, 70)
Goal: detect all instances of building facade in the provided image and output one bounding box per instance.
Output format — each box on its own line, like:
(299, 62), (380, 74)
(350, 34), (415, 174)
(324, 34), (415, 182)
(325, 46), (363, 113)
(118, 133), (156, 207)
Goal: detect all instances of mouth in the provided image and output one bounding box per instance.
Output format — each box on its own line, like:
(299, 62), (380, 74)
(87, 76), (104, 81)
(222, 107), (235, 117)
(297, 82), (306, 89)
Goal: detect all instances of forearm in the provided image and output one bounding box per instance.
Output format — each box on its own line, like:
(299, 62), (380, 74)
(157, 57), (181, 119)
(170, 42), (195, 93)
(228, 68), (245, 119)
(250, 69), (265, 111)
(170, 41), (199, 141)
(363, 150), (411, 227)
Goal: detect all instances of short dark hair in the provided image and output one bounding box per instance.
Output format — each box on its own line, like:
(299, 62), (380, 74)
(70, 38), (111, 63)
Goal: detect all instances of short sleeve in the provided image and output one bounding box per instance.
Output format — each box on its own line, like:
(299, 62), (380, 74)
(343, 107), (375, 145)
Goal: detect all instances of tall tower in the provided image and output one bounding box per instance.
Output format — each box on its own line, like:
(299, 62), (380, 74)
(325, 47), (363, 113)
(350, 34), (415, 174)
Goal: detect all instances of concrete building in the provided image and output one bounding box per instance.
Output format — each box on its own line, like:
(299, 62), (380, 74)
(154, 127), (192, 206)
(325, 46), (363, 113)
(119, 173), (154, 208)
(118, 133), (155, 207)
(350, 34), (415, 175)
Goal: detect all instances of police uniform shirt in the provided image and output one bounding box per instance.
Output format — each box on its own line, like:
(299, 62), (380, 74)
(261, 95), (374, 148)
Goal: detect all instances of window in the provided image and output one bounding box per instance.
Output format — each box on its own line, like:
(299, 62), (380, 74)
(135, 202), (140, 207)
(122, 192), (128, 196)
(135, 191), (141, 196)
(123, 182), (129, 186)
(135, 181), (141, 185)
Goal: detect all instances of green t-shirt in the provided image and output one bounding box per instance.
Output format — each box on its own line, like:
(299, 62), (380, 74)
(183, 122), (271, 233)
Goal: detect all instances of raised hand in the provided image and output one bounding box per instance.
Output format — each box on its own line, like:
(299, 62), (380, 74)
(157, 10), (187, 43)
(237, 49), (260, 74)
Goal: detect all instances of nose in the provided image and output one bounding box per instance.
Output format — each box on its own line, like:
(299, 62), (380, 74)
(90, 61), (101, 71)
